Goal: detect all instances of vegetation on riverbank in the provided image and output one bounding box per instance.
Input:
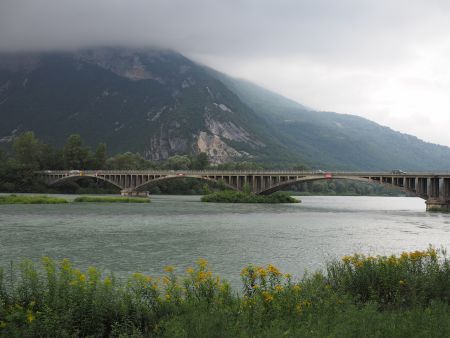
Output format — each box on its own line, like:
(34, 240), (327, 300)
(0, 195), (68, 204)
(73, 196), (150, 203)
(201, 190), (300, 203)
(1, 248), (450, 336)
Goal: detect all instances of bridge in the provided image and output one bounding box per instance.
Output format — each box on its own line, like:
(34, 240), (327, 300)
(36, 170), (450, 211)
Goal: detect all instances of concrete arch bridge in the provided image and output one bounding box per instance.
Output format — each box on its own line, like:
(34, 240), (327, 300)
(37, 170), (450, 211)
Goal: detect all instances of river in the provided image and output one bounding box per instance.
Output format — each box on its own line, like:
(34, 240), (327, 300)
(1, 195), (450, 288)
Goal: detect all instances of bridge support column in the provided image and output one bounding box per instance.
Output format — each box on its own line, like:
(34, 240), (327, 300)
(120, 189), (149, 197)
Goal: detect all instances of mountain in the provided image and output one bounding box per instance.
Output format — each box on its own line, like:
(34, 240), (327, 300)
(0, 47), (450, 170)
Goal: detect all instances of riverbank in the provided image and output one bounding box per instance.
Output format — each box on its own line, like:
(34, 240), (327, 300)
(1, 248), (449, 336)
(201, 191), (300, 203)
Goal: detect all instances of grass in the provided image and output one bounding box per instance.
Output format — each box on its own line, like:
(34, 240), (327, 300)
(0, 194), (68, 204)
(73, 196), (150, 203)
(1, 247), (450, 336)
(201, 190), (300, 203)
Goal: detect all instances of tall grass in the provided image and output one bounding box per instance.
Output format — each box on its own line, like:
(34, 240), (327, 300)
(0, 195), (68, 204)
(2, 248), (450, 337)
(73, 196), (150, 203)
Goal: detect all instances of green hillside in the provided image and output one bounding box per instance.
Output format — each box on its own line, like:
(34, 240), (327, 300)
(1, 47), (450, 170)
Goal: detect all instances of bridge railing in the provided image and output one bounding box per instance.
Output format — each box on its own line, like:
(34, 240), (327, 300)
(35, 170), (450, 176)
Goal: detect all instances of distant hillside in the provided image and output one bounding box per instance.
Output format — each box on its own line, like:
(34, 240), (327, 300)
(1, 47), (450, 170)
(209, 70), (450, 170)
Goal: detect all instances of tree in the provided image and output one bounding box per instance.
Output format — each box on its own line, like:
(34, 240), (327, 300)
(63, 134), (91, 169)
(94, 143), (107, 169)
(292, 163), (309, 171)
(13, 131), (44, 169)
(106, 152), (154, 170)
(191, 152), (209, 170)
(166, 155), (191, 170)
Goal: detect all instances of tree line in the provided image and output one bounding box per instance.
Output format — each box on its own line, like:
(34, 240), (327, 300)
(0, 132), (211, 192)
(0, 131), (404, 196)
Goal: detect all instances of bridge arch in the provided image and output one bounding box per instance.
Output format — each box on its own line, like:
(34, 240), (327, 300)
(49, 174), (123, 190)
(134, 175), (239, 192)
(259, 176), (421, 198)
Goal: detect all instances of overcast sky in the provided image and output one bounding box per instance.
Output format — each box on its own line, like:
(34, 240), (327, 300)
(2, 0), (450, 146)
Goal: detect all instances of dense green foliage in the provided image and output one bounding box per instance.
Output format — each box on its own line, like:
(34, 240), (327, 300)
(73, 196), (150, 203)
(288, 179), (406, 196)
(1, 248), (450, 337)
(0, 195), (68, 204)
(201, 190), (299, 203)
(0, 132), (212, 194)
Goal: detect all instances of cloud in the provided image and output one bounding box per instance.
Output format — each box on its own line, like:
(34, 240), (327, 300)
(2, 0), (450, 145)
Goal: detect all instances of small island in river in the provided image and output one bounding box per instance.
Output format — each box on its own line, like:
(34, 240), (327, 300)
(201, 190), (300, 203)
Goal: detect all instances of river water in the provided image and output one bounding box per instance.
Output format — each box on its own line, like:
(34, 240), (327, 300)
(1, 195), (450, 288)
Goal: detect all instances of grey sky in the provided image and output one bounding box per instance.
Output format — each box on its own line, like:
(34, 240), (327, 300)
(2, 0), (450, 145)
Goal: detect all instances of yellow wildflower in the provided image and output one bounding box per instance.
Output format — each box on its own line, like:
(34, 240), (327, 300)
(262, 291), (274, 302)
(387, 255), (398, 266)
(79, 274), (86, 282)
(275, 285), (283, 292)
(267, 264), (280, 276)
(293, 284), (302, 292)
(342, 256), (352, 264)
(197, 258), (208, 269)
(186, 267), (195, 274)
(257, 267), (267, 277)
(146, 276), (152, 282)
(165, 294), (171, 301)
(409, 250), (424, 260)
(162, 276), (170, 285)
(400, 252), (409, 261)
(164, 265), (175, 273)
(399, 280), (406, 286)
(26, 311), (35, 323)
